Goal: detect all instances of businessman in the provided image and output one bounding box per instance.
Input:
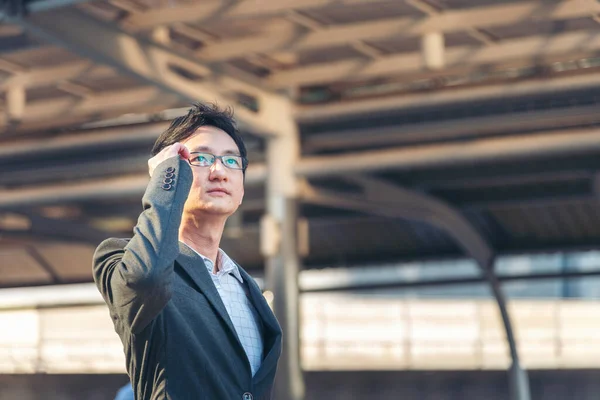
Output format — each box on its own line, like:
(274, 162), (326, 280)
(114, 383), (133, 400)
(93, 103), (282, 400)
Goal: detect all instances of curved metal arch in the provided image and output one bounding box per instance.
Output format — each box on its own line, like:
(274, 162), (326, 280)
(302, 175), (530, 400)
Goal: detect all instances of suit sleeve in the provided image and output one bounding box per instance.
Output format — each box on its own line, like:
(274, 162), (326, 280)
(92, 156), (193, 334)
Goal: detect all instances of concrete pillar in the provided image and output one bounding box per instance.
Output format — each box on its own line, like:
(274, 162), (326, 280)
(261, 99), (305, 400)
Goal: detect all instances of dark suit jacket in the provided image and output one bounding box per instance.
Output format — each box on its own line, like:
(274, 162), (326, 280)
(93, 157), (282, 400)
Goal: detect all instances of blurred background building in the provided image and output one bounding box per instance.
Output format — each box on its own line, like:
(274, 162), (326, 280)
(2, 0), (600, 399)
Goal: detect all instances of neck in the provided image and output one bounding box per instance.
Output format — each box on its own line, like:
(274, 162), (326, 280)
(179, 212), (226, 273)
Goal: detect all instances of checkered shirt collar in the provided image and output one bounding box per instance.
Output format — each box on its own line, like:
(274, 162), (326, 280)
(180, 241), (243, 283)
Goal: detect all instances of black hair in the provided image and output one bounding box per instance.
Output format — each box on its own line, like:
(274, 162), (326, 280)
(151, 102), (247, 171)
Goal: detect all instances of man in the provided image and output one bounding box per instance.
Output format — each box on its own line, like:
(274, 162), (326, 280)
(93, 103), (282, 400)
(114, 383), (133, 400)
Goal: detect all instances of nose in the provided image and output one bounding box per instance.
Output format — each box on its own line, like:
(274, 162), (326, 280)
(209, 158), (227, 180)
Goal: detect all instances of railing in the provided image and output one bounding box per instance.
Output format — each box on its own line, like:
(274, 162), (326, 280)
(301, 295), (600, 370)
(2, 296), (600, 373)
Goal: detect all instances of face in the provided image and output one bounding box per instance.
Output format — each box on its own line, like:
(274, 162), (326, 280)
(181, 126), (245, 217)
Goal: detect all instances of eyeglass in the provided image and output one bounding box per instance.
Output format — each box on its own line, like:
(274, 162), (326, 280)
(188, 152), (247, 170)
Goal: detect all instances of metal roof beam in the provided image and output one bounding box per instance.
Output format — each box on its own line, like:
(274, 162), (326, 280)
(300, 177), (494, 265)
(0, 164), (267, 210)
(123, 0), (374, 30)
(192, 0), (600, 63)
(0, 62), (116, 91)
(302, 269), (600, 293)
(0, 86), (178, 133)
(16, 7), (289, 136)
(0, 122), (169, 161)
(303, 103), (600, 152)
(296, 127), (600, 179)
(0, 211), (118, 245)
(296, 72), (600, 122)
(3, 126), (600, 208)
(269, 30), (600, 87)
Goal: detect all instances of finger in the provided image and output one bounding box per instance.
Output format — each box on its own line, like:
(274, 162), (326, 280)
(166, 143), (190, 159)
(148, 144), (178, 176)
(148, 159), (154, 177)
(166, 143), (183, 156)
(178, 144), (191, 159)
(160, 142), (185, 157)
(158, 143), (177, 156)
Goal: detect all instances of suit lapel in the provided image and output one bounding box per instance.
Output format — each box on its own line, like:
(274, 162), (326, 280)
(237, 266), (283, 384)
(176, 243), (282, 382)
(175, 243), (243, 351)
(237, 266), (280, 333)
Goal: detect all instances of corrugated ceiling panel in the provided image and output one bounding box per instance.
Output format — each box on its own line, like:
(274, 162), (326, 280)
(36, 243), (95, 282)
(489, 200), (600, 243)
(487, 16), (599, 41)
(306, 1), (420, 25)
(0, 249), (53, 286)
(437, 0), (523, 10)
(307, 217), (458, 264)
(462, 209), (509, 246)
(3, 46), (81, 68)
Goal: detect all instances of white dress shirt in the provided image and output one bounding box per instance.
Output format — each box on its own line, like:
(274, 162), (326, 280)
(180, 242), (264, 376)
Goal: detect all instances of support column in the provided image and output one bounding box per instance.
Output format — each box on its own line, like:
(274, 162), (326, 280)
(300, 177), (530, 400)
(482, 262), (531, 400)
(261, 99), (305, 400)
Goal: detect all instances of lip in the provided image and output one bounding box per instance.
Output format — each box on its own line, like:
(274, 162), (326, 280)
(206, 188), (230, 195)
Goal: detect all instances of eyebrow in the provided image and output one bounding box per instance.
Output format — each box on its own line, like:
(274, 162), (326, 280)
(189, 146), (241, 156)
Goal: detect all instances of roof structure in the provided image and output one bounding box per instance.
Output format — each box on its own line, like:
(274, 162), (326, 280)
(2, 0), (600, 288)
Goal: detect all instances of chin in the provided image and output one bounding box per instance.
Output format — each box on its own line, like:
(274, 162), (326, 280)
(206, 207), (235, 216)
(184, 200), (234, 216)
(201, 202), (237, 216)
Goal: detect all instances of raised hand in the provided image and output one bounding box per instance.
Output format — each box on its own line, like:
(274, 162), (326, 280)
(148, 143), (191, 177)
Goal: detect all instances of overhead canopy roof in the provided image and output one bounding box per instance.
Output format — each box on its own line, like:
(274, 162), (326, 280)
(2, 0), (600, 288)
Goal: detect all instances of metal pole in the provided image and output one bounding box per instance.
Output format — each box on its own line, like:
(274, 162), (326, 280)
(482, 261), (531, 400)
(300, 268), (600, 292)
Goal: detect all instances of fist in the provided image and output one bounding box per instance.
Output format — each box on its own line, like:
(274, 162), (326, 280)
(148, 143), (190, 177)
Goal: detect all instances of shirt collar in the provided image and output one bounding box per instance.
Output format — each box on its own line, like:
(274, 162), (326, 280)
(179, 241), (243, 283)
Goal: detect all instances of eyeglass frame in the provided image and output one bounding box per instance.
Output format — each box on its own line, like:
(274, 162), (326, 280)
(187, 151), (248, 171)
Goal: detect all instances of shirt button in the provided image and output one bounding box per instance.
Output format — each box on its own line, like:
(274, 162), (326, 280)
(243, 393), (253, 400)
(166, 167), (175, 173)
